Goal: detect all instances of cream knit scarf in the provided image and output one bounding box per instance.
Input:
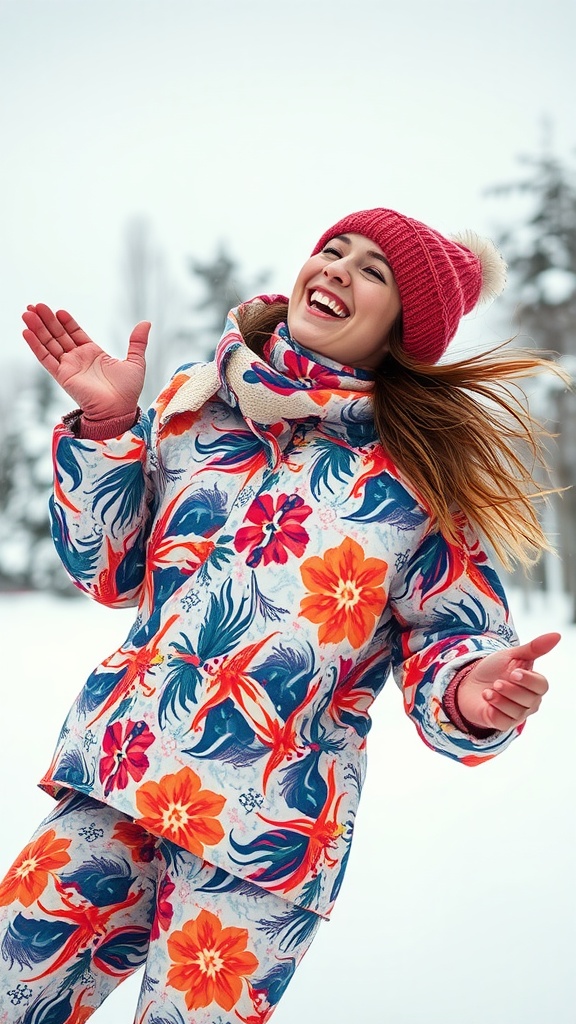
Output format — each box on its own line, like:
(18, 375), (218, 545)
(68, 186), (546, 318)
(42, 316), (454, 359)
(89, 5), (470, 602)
(160, 296), (377, 464)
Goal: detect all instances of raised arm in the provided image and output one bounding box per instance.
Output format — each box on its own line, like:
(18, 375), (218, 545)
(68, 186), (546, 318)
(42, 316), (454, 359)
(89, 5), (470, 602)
(22, 304), (153, 607)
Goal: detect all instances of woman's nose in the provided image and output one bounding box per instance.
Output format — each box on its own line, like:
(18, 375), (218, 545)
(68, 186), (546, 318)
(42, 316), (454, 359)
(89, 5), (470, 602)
(323, 259), (351, 286)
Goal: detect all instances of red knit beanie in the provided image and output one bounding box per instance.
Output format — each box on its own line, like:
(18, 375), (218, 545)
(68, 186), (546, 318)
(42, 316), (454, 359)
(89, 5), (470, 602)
(311, 208), (507, 364)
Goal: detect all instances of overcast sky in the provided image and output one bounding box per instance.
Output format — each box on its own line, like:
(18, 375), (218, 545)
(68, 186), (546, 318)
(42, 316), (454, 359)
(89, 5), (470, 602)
(1, 0), (575, 382)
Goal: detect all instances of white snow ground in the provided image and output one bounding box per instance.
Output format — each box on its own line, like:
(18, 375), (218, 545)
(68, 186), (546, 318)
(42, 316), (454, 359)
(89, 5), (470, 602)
(0, 588), (573, 1023)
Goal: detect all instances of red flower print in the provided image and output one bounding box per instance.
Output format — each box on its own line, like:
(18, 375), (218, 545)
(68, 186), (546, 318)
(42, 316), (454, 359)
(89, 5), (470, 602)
(234, 493), (312, 567)
(99, 719), (155, 797)
(282, 349), (342, 403)
(299, 536), (388, 647)
(151, 874), (176, 940)
(167, 908), (259, 1011)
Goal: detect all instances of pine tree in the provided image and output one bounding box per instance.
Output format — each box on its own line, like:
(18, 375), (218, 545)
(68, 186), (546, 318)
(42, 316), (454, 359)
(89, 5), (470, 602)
(488, 141), (576, 618)
(0, 366), (74, 595)
(188, 244), (269, 357)
(115, 217), (188, 407)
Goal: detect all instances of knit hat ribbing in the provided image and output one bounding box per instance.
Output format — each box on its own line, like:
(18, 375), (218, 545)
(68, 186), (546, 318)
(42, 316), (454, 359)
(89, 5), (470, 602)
(311, 208), (507, 364)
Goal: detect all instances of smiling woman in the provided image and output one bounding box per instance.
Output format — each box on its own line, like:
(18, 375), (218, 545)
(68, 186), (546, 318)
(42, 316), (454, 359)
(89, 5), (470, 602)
(0, 205), (565, 1022)
(287, 232), (402, 369)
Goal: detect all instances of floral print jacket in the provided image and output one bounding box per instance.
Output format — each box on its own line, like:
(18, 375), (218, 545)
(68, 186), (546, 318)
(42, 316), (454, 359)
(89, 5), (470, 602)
(42, 298), (520, 918)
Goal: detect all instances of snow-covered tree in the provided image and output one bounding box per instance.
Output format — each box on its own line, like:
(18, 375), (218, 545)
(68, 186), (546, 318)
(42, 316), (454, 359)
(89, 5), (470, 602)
(114, 217), (190, 407)
(188, 244), (269, 358)
(488, 142), (576, 617)
(0, 366), (74, 594)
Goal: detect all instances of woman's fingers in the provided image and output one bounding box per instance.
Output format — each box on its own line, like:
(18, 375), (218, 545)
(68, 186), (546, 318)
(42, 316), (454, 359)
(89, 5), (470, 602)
(126, 321), (151, 366)
(55, 309), (94, 346)
(22, 306), (73, 361)
(22, 328), (62, 375)
(484, 705), (520, 731)
(510, 632), (561, 665)
(484, 688), (541, 720)
(484, 669), (548, 723)
(494, 671), (548, 702)
(29, 303), (78, 352)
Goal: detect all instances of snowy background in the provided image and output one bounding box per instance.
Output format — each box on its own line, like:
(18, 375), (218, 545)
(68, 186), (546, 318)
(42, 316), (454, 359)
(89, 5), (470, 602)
(0, 588), (573, 1023)
(1, 0), (575, 1020)
(1, 0), (576, 371)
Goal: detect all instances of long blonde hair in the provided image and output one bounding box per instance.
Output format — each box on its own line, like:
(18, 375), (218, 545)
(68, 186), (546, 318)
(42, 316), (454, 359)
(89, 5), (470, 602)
(237, 299), (569, 569)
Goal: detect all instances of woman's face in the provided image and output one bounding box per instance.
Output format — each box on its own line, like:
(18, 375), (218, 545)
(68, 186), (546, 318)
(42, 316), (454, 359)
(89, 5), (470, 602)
(287, 232), (402, 369)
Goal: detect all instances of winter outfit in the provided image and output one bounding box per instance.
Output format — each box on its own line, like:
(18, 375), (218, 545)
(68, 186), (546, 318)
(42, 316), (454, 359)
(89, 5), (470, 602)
(0, 210), (518, 1022)
(32, 303), (520, 919)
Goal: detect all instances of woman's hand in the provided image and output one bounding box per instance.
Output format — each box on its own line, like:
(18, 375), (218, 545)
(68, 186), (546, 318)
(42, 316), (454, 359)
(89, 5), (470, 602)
(456, 632), (561, 732)
(22, 303), (150, 421)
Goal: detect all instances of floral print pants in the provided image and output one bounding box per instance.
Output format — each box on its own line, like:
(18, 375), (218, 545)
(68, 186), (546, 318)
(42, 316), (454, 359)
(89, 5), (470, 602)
(0, 793), (322, 1023)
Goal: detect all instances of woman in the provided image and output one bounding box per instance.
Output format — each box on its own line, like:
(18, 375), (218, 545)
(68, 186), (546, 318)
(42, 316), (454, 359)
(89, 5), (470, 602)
(1, 208), (561, 1023)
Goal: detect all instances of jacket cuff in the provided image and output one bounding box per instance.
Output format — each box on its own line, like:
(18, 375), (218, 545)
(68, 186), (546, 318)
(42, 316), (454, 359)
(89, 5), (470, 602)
(62, 408), (141, 440)
(443, 662), (498, 739)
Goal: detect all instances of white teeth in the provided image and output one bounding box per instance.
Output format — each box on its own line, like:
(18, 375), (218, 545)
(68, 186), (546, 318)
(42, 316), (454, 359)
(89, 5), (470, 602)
(310, 290), (348, 317)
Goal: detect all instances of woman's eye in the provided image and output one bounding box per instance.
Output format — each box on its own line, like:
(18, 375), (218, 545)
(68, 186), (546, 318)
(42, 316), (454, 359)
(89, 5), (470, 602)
(322, 246), (342, 257)
(365, 267), (386, 282)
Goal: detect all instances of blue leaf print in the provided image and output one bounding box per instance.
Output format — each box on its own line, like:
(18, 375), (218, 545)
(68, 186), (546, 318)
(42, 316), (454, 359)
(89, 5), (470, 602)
(54, 435), (93, 494)
(94, 926), (149, 974)
(196, 578), (253, 661)
(252, 958), (296, 1006)
(88, 461), (145, 537)
(431, 595), (491, 637)
(278, 749), (328, 817)
(77, 668), (128, 716)
(56, 750), (95, 793)
(256, 905), (319, 953)
(49, 499), (101, 582)
(60, 856), (134, 907)
(1, 914), (77, 969)
(194, 429), (263, 471)
(182, 698), (266, 768)
(159, 633), (202, 725)
(344, 473), (427, 527)
(308, 436), (358, 500)
(251, 642), (317, 720)
(230, 829), (310, 885)
(399, 530), (451, 600)
(165, 485), (228, 539)
(20, 987), (77, 1024)
(114, 535), (147, 595)
(195, 865), (264, 899)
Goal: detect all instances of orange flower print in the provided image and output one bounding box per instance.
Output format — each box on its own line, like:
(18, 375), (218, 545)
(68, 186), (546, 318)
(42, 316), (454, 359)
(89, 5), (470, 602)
(299, 536), (388, 648)
(135, 766), (225, 855)
(0, 829), (71, 908)
(167, 908), (259, 1012)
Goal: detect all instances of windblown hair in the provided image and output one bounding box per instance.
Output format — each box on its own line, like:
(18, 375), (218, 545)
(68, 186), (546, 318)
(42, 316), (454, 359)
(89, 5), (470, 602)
(237, 299), (569, 569)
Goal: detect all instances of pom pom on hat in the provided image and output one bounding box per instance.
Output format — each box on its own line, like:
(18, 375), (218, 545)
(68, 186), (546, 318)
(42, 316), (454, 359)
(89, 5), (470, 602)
(451, 229), (508, 304)
(311, 208), (508, 364)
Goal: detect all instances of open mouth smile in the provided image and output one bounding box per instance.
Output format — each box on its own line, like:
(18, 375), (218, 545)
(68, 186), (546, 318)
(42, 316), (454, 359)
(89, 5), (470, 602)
(307, 288), (350, 319)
